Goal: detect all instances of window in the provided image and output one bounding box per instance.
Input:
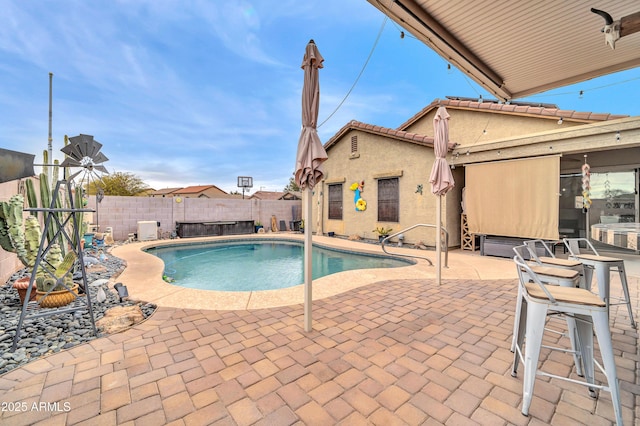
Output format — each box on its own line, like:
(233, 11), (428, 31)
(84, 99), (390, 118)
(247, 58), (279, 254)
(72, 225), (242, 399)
(328, 184), (343, 220)
(378, 178), (399, 222)
(351, 135), (358, 153)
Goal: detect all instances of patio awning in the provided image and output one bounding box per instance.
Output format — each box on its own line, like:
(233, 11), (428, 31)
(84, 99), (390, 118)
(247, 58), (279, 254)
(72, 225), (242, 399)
(367, 0), (640, 100)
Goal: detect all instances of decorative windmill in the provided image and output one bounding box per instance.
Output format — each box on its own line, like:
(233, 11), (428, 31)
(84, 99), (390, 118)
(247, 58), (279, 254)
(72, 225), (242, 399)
(11, 135), (108, 351)
(60, 134), (109, 229)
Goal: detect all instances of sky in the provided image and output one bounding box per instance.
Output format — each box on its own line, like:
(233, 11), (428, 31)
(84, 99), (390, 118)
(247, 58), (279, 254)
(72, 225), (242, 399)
(2, 1), (640, 194)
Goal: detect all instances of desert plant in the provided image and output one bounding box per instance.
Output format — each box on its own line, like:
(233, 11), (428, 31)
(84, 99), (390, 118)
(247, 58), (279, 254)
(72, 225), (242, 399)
(0, 195), (42, 269)
(372, 226), (393, 236)
(35, 244), (75, 292)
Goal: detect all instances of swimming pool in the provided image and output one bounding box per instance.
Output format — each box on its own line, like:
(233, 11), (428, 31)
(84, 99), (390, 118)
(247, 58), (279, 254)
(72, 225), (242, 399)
(147, 239), (413, 291)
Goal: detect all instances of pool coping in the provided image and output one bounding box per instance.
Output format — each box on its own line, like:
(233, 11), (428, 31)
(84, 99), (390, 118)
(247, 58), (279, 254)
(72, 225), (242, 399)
(110, 233), (520, 310)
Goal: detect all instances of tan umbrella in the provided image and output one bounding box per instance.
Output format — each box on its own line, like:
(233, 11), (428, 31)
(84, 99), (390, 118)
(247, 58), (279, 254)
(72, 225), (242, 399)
(294, 39), (327, 332)
(429, 106), (455, 285)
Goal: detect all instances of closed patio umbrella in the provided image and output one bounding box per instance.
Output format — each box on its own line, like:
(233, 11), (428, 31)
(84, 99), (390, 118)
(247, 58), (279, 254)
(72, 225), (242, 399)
(429, 106), (454, 286)
(294, 39), (327, 332)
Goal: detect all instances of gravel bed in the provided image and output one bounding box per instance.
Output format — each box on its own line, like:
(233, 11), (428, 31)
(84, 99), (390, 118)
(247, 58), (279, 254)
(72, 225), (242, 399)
(0, 249), (156, 375)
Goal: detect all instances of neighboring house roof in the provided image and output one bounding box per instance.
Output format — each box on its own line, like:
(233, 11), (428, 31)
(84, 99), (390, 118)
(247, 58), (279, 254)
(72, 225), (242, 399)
(138, 188), (156, 196)
(150, 187), (182, 196)
(281, 191), (302, 200)
(174, 185), (228, 195)
(250, 191), (287, 200)
(324, 120), (457, 152)
(397, 97), (628, 131)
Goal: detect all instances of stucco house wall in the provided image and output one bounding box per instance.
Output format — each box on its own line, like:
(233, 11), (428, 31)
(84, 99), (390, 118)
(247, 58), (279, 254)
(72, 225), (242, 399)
(315, 128), (462, 246)
(316, 98), (628, 248)
(402, 108), (585, 147)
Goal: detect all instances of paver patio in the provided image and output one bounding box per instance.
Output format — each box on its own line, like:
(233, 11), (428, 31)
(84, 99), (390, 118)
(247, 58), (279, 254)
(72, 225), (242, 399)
(0, 262), (637, 425)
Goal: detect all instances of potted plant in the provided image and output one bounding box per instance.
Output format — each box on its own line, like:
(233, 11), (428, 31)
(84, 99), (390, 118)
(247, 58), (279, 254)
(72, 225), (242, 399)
(0, 194), (42, 304)
(373, 226), (393, 243)
(254, 221), (263, 233)
(35, 246), (78, 308)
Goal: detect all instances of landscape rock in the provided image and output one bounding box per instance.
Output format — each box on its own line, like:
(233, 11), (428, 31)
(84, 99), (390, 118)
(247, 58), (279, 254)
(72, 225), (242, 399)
(96, 305), (145, 334)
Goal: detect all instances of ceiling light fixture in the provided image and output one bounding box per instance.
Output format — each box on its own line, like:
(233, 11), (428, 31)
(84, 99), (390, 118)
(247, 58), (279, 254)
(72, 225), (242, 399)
(557, 117), (563, 125)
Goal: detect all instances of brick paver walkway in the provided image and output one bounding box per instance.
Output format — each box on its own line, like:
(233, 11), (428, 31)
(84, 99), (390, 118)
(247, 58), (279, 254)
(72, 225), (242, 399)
(0, 277), (637, 425)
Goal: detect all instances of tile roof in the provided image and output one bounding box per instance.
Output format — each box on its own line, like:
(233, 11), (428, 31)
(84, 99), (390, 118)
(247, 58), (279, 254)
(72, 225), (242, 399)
(174, 185), (227, 194)
(397, 97), (629, 131)
(151, 187), (182, 195)
(249, 191), (286, 200)
(324, 120), (457, 151)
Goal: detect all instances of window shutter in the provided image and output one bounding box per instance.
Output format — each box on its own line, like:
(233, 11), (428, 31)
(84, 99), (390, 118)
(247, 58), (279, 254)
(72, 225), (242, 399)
(377, 178), (399, 222)
(328, 184), (343, 220)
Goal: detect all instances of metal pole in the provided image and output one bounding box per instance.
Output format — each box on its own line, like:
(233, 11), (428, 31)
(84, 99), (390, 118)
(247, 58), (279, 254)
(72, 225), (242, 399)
(48, 72), (53, 183)
(304, 187), (313, 332)
(436, 195), (442, 286)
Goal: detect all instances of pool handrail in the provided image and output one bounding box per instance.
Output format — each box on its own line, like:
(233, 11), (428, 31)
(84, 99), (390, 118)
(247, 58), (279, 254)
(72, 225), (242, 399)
(380, 223), (449, 267)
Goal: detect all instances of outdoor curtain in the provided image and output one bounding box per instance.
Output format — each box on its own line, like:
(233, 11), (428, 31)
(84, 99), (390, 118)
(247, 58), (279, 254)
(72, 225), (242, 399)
(465, 155), (560, 240)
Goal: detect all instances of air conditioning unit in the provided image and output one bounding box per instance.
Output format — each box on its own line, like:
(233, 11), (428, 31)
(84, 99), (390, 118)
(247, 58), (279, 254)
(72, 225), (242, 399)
(137, 221), (158, 241)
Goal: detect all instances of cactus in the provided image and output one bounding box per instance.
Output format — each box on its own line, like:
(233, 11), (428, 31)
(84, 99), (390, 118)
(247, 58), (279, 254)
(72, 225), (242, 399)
(0, 195), (42, 268)
(33, 172), (66, 253)
(25, 179), (38, 216)
(42, 149), (50, 186)
(35, 244), (75, 292)
(52, 159), (60, 191)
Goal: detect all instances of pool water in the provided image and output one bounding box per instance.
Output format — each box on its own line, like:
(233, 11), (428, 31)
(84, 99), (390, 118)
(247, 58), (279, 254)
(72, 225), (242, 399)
(147, 240), (412, 291)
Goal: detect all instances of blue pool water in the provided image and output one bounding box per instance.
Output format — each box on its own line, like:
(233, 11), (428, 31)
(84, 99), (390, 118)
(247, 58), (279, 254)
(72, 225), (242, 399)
(147, 239), (412, 291)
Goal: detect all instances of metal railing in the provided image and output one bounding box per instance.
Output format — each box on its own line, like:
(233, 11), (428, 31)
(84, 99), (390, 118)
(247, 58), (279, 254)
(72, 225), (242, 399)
(380, 223), (449, 267)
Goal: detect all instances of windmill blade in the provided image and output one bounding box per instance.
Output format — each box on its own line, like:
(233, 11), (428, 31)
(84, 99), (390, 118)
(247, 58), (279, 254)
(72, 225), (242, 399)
(60, 157), (82, 168)
(95, 165), (109, 174)
(86, 139), (103, 159)
(92, 152), (109, 164)
(69, 134), (92, 157)
(61, 141), (84, 161)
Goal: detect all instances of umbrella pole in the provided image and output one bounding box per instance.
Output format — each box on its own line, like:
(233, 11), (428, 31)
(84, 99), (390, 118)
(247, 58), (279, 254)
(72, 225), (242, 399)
(304, 187), (313, 331)
(436, 195), (442, 286)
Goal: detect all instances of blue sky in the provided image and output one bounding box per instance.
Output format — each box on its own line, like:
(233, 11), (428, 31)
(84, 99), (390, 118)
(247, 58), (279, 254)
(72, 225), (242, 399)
(2, 1), (639, 193)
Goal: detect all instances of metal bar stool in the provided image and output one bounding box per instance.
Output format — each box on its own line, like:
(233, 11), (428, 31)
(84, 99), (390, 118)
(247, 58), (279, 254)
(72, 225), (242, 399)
(564, 238), (636, 328)
(524, 239), (586, 287)
(511, 245), (584, 375)
(511, 257), (623, 425)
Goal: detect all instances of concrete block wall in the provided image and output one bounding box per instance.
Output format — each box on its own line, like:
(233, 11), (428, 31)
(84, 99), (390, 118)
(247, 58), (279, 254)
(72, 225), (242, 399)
(1, 180), (302, 282)
(87, 196), (302, 241)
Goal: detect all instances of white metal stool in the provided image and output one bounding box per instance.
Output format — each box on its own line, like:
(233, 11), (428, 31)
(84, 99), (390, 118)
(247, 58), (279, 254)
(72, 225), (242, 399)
(564, 238), (636, 328)
(511, 245), (584, 375)
(511, 258), (623, 425)
(524, 239), (586, 287)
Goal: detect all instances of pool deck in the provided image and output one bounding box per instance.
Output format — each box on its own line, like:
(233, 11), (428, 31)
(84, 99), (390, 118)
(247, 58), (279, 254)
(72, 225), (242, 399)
(107, 234), (523, 310)
(0, 233), (638, 425)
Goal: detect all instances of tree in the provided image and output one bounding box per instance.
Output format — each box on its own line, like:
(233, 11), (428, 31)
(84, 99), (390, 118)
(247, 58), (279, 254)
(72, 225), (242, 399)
(85, 171), (150, 196)
(283, 176), (300, 192)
